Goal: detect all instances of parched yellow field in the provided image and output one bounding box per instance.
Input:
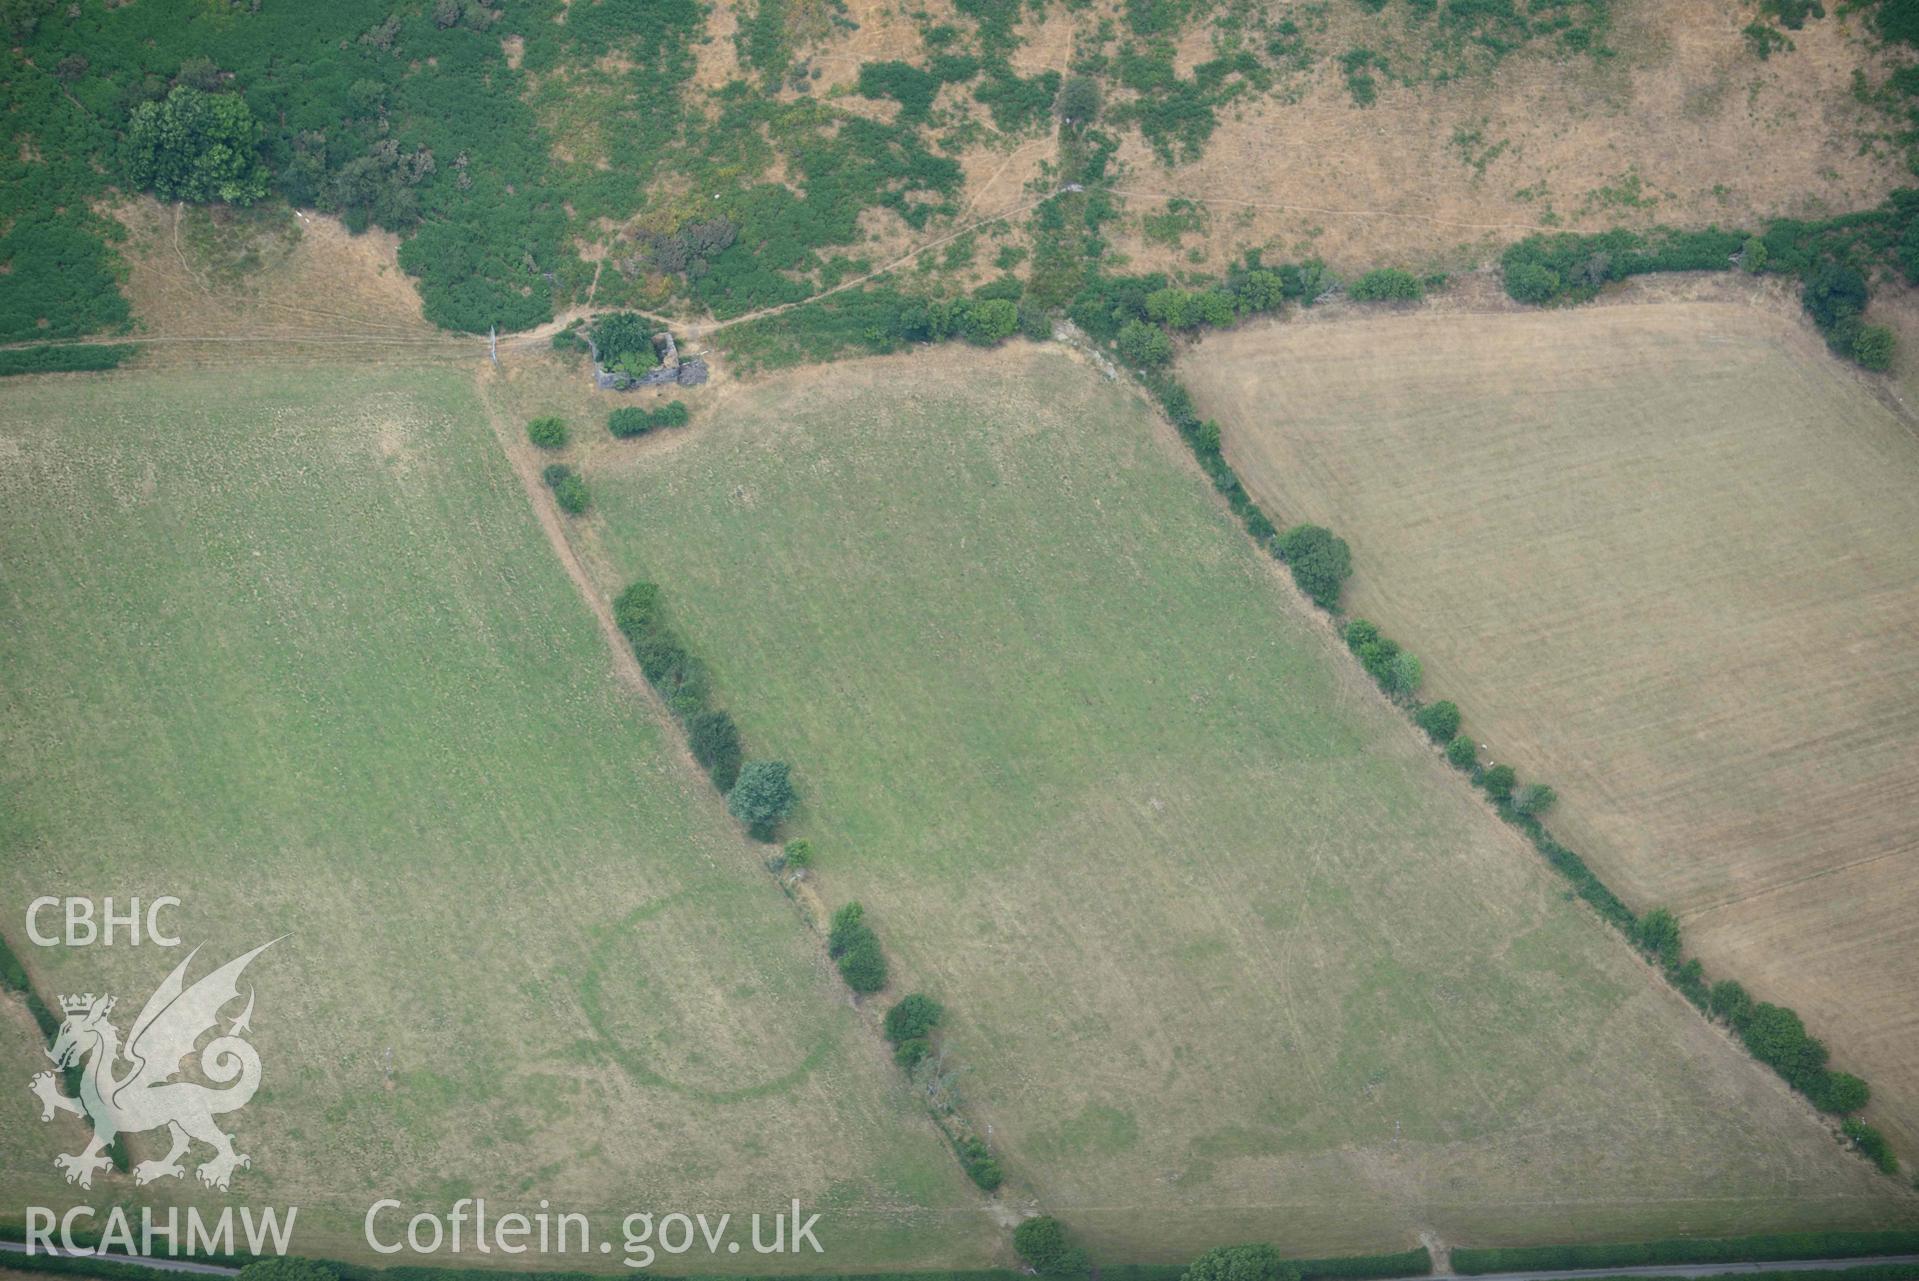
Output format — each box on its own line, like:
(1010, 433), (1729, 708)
(1182, 296), (1919, 1154)
(519, 342), (1918, 1258)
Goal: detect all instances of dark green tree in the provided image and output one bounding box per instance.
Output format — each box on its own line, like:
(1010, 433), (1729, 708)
(591, 314), (659, 372)
(828, 901), (869, 958)
(1708, 978), (1753, 1026)
(1275, 524), (1353, 610)
(1481, 763), (1516, 801)
(1445, 735), (1477, 771)
(689, 710), (744, 792)
(542, 464), (589, 514)
(883, 994), (944, 1045)
(1058, 75), (1102, 126)
(727, 761), (797, 838)
(1182, 1244), (1299, 1281)
(1116, 319), (1174, 366)
(124, 86), (269, 205)
(1802, 262), (1868, 330)
(1013, 1217), (1090, 1277)
(837, 934), (888, 993)
(1414, 701), (1461, 743)
(963, 298), (1019, 345)
(1632, 906), (1683, 967)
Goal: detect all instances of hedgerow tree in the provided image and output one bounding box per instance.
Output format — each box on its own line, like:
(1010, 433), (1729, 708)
(614, 581), (662, 638)
(963, 298), (1019, 345)
(1632, 906), (1683, 967)
(1117, 319), (1174, 366)
(1802, 262), (1868, 330)
(1708, 978), (1753, 1025)
(1414, 700), (1460, 742)
(829, 902), (865, 955)
(1843, 1117), (1896, 1172)
(689, 709), (744, 792)
(1386, 651), (1422, 696)
(1481, 763), (1516, 801)
(236, 1261), (339, 1281)
(124, 86), (269, 205)
(1182, 1244), (1299, 1281)
(1739, 1001), (1830, 1091)
(1817, 1070), (1871, 1115)
(1445, 735), (1477, 770)
(727, 761), (797, 838)
(838, 934), (888, 993)
(1514, 782), (1557, 816)
(1845, 320), (1896, 370)
(883, 994), (944, 1045)
(1275, 524), (1353, 610)
(1013, 1217), (1089, 1277)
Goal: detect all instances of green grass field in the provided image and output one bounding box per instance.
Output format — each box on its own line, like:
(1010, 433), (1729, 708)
(0, 365), (1000, 1270)
(573, 344), (1917, 1259)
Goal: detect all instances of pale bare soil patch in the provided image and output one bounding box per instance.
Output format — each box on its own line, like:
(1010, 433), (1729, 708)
(1109, 0), (1902, 278)
(1181, 288), (1919, 1155)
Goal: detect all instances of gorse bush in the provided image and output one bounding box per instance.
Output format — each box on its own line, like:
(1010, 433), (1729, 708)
(608, 402), (689, 438)
(1347, 268), (1423, 301)
(527, 416), (567, 449)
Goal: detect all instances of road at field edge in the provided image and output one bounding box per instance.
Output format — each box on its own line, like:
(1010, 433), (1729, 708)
(5, 1241), (1919, 1281)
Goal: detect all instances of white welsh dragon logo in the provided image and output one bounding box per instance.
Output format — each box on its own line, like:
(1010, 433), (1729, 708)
(29, 940), (278, 1192)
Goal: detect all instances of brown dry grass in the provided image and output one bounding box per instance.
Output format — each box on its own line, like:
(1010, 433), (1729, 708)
(97, 197), (474, 371)
(1108, 0), (1903, 278)
(1181, 284), (1919, 1156)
